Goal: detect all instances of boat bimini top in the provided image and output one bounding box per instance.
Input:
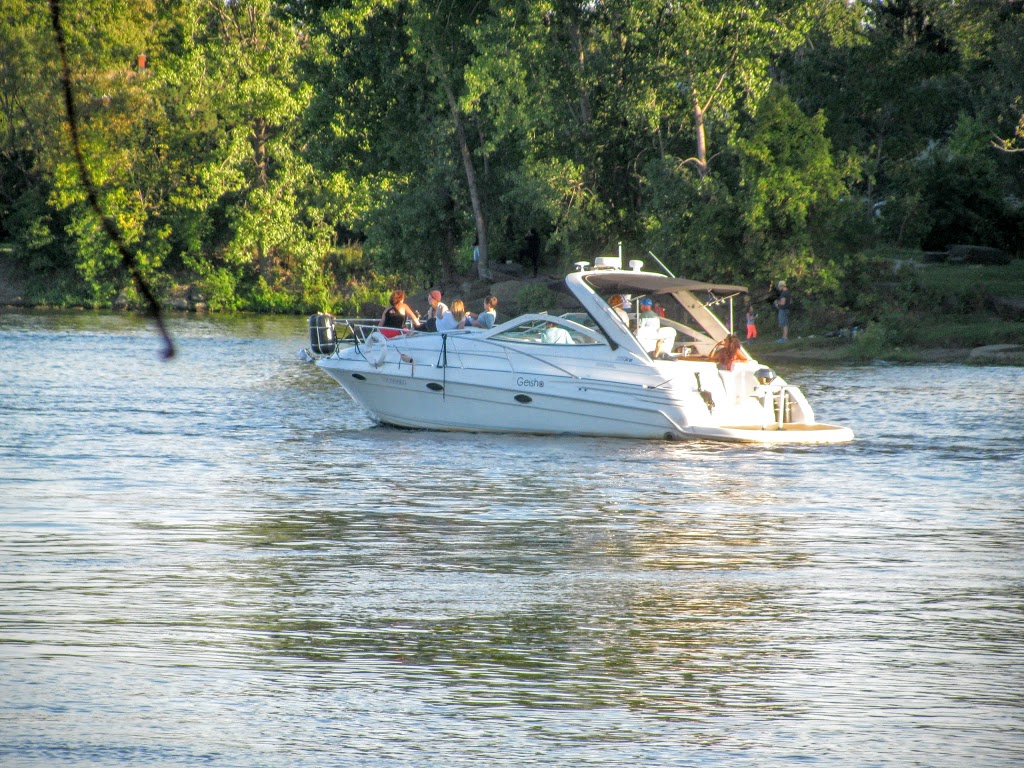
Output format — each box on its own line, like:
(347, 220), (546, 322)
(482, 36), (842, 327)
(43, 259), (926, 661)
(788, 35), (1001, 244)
(565, 265), (748, 356)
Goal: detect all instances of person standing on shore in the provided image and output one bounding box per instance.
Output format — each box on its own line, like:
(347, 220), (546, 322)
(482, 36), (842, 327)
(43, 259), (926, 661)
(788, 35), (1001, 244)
(774, 281), (791, 342)
(745, 305), (758, 341)
(525, 228), (541, 277)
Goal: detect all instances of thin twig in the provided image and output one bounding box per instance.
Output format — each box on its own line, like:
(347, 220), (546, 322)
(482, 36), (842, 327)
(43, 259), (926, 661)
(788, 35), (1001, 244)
(48, 0), (175, 359)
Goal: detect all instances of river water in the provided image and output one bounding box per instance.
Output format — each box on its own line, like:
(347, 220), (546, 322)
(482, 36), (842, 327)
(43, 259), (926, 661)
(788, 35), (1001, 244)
(1, 310), (1022, 767)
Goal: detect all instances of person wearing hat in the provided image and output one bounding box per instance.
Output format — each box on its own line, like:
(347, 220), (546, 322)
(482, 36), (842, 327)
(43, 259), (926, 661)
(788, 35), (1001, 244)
(774, 280), (791, 342)
(416, 289), (449, 332)
(638, 297), (658, 320)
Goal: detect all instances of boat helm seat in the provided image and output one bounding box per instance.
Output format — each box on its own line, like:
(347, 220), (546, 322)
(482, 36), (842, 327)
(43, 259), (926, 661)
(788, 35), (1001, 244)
(636, 316), (677, 355)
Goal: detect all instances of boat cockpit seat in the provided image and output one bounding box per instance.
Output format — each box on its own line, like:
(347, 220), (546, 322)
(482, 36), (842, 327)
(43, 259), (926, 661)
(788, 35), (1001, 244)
(636, 318), (677, 356)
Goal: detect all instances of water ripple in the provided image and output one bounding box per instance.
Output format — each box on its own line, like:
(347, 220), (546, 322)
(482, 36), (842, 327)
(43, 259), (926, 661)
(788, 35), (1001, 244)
(2, 314), (1023, 767)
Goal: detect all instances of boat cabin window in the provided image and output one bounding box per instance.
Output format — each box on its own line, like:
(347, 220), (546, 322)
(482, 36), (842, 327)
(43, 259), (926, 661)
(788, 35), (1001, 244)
(491, 317), (604, 346)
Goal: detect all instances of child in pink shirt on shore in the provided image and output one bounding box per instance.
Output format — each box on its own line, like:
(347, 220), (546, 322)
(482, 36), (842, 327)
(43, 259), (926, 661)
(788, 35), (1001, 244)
(745, 306), (757, 341)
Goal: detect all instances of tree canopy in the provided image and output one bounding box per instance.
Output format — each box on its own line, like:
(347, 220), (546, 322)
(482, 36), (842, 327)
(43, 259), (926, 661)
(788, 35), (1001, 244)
(1, 0), (1021, 312)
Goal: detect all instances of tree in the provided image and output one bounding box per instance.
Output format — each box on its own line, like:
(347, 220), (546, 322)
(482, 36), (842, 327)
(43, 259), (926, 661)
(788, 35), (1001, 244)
(0, 0), (65, 276)
(152, 0), (336, 310)
(785, 0), (1024, 249)
(307, 0), (499, 281)
(734, 85), (848, 289)
(44, 0), (168, 306)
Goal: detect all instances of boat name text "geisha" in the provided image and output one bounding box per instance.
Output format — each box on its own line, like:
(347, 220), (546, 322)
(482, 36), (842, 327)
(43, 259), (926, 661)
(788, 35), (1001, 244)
(517, 377), (545, 388)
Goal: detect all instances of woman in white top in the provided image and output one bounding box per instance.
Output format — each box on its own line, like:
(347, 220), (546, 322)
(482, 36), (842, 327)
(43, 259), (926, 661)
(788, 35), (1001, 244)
(435, 298), (462, 331)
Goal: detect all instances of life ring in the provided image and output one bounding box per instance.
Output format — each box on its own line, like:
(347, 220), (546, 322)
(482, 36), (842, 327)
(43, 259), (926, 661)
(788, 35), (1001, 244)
(363, 331), (389, 367)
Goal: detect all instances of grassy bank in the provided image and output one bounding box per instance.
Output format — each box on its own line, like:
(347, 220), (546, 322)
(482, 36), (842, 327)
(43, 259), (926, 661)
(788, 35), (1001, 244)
(752, 251), (1024, 365)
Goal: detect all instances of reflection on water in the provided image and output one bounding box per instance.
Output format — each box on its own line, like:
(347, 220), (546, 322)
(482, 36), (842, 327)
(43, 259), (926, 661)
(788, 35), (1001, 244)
(1, 311), (1023, 766)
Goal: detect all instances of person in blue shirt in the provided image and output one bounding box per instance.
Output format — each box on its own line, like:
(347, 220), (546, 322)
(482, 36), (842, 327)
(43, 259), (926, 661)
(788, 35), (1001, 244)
(542, 322), (574, 344)
(466, 295), (499, 329)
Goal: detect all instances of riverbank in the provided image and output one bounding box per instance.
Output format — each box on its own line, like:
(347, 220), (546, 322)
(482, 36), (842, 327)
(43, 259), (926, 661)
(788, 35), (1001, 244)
(749, 249), (1024, 366)
(751, 336), (1024, 366)
(3, 245), (1023, 365)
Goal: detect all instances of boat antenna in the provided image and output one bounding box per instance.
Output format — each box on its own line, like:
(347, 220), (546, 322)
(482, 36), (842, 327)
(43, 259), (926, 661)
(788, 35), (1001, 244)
(647, 251), (676, 278)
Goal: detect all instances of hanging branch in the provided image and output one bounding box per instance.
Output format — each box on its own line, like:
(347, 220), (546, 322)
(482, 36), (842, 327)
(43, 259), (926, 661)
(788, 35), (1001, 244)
(48, 0), (175, 359)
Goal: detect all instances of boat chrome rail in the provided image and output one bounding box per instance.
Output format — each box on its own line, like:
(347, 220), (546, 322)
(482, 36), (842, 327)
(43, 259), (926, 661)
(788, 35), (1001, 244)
(309, 317), (394, 355)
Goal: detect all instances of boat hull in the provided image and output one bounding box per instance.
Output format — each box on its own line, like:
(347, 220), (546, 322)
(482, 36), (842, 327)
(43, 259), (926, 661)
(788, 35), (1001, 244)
(318, 361), (854, 444)
(320, 364), (689, 439)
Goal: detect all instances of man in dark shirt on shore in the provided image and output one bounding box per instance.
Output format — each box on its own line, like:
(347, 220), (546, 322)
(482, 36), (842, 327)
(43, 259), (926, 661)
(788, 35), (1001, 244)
(774, 280), (791, 342)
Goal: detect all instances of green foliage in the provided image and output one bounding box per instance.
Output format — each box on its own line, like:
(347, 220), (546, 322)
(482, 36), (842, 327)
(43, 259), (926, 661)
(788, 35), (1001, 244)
(0, 0), (1021, 318)
(200, 268), (244, 312)
(847, 321), (894, 361)
(640, 163), (744, 282)
(905, 259), (1024, 312)
(734, 85), (849, 292)
(904, 316), (1024, 349)
(515, 283), (559, 315)
(248, 276), (295, 314)
(883, 115), (1023, 252)
(331, 270), (399, 319)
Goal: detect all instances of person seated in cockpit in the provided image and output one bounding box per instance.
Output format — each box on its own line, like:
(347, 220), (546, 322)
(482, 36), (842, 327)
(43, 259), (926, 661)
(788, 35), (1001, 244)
(608, 294), (630, 327)
(541, 321), (574, 344)
(635, 298), (677, 359)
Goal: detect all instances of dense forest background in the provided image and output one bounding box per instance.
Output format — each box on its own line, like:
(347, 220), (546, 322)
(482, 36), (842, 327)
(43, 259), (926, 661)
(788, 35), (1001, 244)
(1, 0), (1022, 316)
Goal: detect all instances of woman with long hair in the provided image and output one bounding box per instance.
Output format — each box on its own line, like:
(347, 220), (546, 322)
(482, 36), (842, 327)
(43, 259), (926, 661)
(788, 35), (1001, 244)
(379, 290), (419, 337)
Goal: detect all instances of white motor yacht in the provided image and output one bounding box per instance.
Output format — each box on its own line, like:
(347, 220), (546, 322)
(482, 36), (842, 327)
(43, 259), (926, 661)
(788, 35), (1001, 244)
(303, 258), (854, 443)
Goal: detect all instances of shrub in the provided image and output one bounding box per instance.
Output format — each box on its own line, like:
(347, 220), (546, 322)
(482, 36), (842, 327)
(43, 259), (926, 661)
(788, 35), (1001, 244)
(516, 283), (559, 315)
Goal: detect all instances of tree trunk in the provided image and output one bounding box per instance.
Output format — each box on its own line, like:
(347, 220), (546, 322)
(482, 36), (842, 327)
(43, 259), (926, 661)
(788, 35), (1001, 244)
(441, 76), (490, 279)
(443, 192), (457, 284)
(250, 116), (269, 188)
(692, 100), (709, 178)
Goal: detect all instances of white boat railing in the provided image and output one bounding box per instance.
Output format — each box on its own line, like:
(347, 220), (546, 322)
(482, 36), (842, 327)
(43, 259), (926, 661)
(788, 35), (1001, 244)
(338, 318), (388, 344)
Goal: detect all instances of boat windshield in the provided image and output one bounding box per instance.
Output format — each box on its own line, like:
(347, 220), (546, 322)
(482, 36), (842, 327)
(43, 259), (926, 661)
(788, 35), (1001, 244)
(492, 317), (604, 346)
